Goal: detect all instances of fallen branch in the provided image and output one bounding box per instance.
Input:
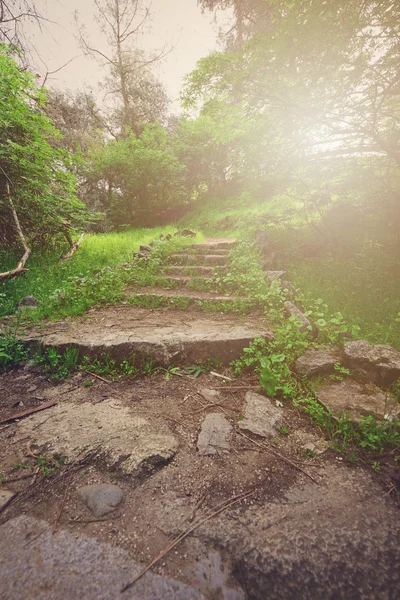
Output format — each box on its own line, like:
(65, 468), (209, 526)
(0, 181), (31, 281)
(210, 371), (233, 381)
(214, 385), (260, 390)
(53, 475), (72, 532)
(0, 399), (57, 425)
(237, 431), (319, 485)
(84, 370), (112, 385)
(185, 402), (236, 416)
(60, 231), (84, 261)
(121, 488), (255, 593)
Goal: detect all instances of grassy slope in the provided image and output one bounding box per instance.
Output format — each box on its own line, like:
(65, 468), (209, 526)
(0, 226), (203, 319)
(182, 195), (400, 349)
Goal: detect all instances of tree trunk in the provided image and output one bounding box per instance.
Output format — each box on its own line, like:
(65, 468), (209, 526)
(60, 231), (84, 260)
(235, 0), (244, 48)
(0, 182), (31, 282)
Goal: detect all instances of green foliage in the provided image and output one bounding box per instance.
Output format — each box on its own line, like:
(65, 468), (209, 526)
(0, 226), (183, 320)
(79, 354), (137, 380)
(37, 346), (79, 380)
(0, 45), (90, 241)
(86, 123), (186, 227)
(0, 322), (28, 371)
(36, 454), (65, 478)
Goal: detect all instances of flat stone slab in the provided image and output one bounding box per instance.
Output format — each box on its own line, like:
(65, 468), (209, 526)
(316, 380), (400, 422)
(238, 392), (283, 438)
(0, 515), (205, 600)
(78, 484), (124, 517)
(197, 413), (232, 455)
(21, 306), (272, 366)
(198, 464), (400, 599)
(295, 347), (341, 377)
(344, 339), (400, 386)
(14, 400), (179, 476)
(0, 489), (16, 511)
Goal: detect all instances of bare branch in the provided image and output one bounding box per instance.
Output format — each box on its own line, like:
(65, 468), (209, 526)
(0, 181), (31, 282)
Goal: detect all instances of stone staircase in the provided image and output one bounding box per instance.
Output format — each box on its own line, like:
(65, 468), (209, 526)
(21, 238), (273, 366)
(129, 238), (248, 308)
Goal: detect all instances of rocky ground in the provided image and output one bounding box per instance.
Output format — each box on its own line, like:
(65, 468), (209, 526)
(1, 366), (399, 599)
(1, 238), (399, 599)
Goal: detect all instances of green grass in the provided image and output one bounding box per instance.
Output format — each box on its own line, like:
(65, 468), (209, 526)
(182, 194), (400, 349)
(0, 227), (204, 321)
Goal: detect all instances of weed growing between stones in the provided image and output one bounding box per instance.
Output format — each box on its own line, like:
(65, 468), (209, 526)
(228, 236), (400, 457)
(0, 321), (29, 370)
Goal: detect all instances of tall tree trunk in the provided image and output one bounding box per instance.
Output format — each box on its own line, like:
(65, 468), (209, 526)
(235, 0), (244, 48)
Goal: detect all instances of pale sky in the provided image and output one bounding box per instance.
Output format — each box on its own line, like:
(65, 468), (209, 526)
(24, 0), (226, 111)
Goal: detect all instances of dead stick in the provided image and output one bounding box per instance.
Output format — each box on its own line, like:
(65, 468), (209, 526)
(213, 385), (260, 390)
(237, 431), (319, 485)
(84, 370), (112, 384)
(121, 489), (255, 593)
(185, 402), (236, 416)
(0, 399), (57, 425)
(53, 474), (72, 532)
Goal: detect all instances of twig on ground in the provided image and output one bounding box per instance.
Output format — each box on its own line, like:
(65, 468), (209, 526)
(3, 473), (33, 483)
(121, 488), (256, 593)
(210, 371), (233, 381)
(237, 431), (319, 484)
(0, 399), (57, 425)
(69, 515), (121, 524)
(53, 475), (72, 532)
(154, 413), (188, 430)
(214, 385), (260, 390)
(84, 370), (113, 385)
(185, 402), (236, 416)
(32, 415), (53, 430)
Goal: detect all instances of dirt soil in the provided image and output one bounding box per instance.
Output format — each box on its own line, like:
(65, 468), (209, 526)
(1, 367), (399, 599)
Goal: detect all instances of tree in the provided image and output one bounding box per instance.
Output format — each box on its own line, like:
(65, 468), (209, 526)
(76, 0), (169, 137)
(0, 45), (91, 278)
(198, 0), (273, 49)
(86, 122), (185, 227)
(0, 1), (41, 49)
(188, 1), (400, 170)
(46, 90), (105, 154)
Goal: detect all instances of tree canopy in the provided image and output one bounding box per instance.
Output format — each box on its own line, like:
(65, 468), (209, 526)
(0, 45), (90, 247)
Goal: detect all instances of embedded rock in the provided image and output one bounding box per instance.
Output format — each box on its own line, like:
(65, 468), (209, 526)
(344, 339), (400, 386)
(284, 301), (314, 334)
(17, 296), (39, 311)
(78, 484), (124, 518)
(295, 347), (341, 377)
(0, 515), (205, 600)
(197, 413), (231, 455)
(238, 392), (283, 439)
(198, 464), (400, 599)
(14, 400), (179, 476)
(174, 229), (196, 237)
(316, 380), (399, 422)
(139, 244), (151, 253)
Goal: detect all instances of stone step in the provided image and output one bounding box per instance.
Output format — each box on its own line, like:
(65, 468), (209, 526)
(21, 306), (272, 366)
(190, 247), (231, 256)
(192, 240), (237, 251)
(159, 275), (209, 287)
(163, 265), (219, 276)
(129, 288), (247, 305)
(169, 254), (228, 266)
